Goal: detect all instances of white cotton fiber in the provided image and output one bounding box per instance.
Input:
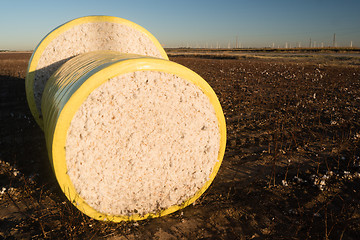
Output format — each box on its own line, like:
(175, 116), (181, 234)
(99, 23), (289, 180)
(33, 22), (164, 115)
(65, 71), (220, 216)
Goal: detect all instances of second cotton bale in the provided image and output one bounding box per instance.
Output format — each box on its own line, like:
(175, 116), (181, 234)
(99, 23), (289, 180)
(26, 16), (168, 128)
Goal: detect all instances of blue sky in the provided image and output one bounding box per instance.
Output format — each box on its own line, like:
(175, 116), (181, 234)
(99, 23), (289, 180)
(1, 0), (359, 50)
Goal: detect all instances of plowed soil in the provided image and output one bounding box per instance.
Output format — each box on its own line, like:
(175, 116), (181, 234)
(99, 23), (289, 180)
(1, 51), (360, 239)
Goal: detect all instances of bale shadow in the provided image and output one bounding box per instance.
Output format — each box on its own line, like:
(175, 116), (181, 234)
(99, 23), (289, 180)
(0, 75), (47, 177)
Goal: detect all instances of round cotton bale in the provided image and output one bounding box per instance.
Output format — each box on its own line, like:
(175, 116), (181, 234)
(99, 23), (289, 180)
(42, 50), (226, 222)
(26, 16), (168, 129)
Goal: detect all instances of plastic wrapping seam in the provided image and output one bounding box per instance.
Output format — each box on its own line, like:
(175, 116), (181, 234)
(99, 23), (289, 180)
(42, 51), (226, 222)
(26, 15), (168, 129)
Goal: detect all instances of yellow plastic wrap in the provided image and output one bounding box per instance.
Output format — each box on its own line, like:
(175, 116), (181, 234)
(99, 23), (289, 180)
(42, 51), (226, 222)
(26, 16), (168, 129)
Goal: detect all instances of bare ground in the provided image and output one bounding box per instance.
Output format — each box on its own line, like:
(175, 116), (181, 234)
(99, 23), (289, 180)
(0, 51), (360, 239)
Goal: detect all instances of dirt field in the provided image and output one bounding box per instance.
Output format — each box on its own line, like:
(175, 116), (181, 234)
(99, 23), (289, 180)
(1, 51), (360, 239)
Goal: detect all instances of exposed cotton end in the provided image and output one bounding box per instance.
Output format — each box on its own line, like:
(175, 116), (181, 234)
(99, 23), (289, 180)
(65, 71), (220, 216)
(33, 22), (164, 115)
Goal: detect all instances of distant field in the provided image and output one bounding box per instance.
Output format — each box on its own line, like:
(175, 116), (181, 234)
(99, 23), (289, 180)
(166, 47), (360, 66)
(165, 47), (360, 54)
(1, 51), (360, 239)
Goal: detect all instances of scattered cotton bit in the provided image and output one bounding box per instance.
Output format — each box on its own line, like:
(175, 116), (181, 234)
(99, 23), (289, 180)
(13, 170), (20, 177)
(282, 180), (288, 186)
(354, 133), (360, 140)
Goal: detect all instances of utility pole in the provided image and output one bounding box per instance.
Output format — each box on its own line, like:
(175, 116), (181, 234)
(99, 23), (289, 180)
(236, 36), (238, 48)
(333, 33), (336, 47)
(309, 38), (312, 48)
